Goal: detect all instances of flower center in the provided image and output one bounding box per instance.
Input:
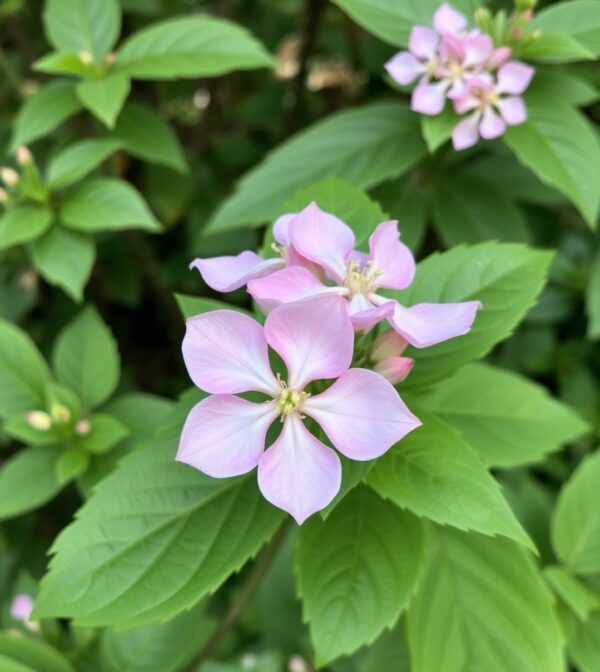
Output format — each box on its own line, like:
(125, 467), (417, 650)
(275, 376), (309, 417)
(271, 242), (288, 259)
(447, 60), (464, 80)
(343, 260), (382, 298)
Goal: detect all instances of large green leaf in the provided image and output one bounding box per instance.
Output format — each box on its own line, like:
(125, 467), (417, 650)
(544, 566), (600, 622)
(504, 96), (600, 227)
(366, 413), (532, 549)
(0, 633), (75, 672)
(33, 421), (285, 627)
(331, 0), (480, 47)
(47, 138), (123, 189)
(0, 206), (53, 251)
(406, 527), (564, 672)
(586, 252), (600, 339)
(415, 362), (589, 467)
(420, 105), (457, 153)
(552, 451), (600, 575)
(207, 102), (426, 233)
(516, 33), (595, 63)
(0, 447), (63, 521)
(52, 306), (120, 410)
(392, 242), (553, 388)
(44, 0), (120, 60)
(174, 294), (251, 320)
(569, 611), (600, 672)
(75, 74), (130, 128)
(0, 320), (50, 417)
(532, 0), (600, 57)
(296, 486), (425, 666)
(116, 16), (274, 79)
(60, 178), (161, 233)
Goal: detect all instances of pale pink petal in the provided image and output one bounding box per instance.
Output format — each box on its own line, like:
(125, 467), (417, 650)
(433, 4), (468, 34)
(10, 595), (34, 621)
(264, 295), (353, 389)
(409, 26), (439, 60)
(272, 213), (296, 246)
(177, 395), (277, 478)
(452, 111), (481, 150)
(288, 202), (354, 281)
(374, 356), (415, 385)
(348, 294), (394, 332)
(257, 414), (341, 524)
(248, 265), (335, 313)
(453, 91), (480, 114)
(463, 33), (493, 67)
(447, 78), (468, 100)
(183, 310), (278, 394)
(305, 368), (421, 461)
(439, 33), (465, 61)
(389, 300), (481, 348)
(411, 80), (449, 115)
(479, 107), (506, 139)
(368, 220), (416, 290)
(371, 329), (408, 361)
(384, 51), (426, 86)
(190, 252), (283, 293)
(496, 96), (527, 125)
(488, 46), (512, 69)
(496, 61), (535, 95)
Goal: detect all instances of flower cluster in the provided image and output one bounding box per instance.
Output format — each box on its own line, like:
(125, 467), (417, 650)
(179, 204), (480, 522)
(385, 3), (535, 150)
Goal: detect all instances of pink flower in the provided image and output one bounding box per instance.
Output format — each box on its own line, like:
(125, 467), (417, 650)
(451, 61), (534, 150)
(177, 295), (420, 523)
(10, 594), (34, 621)
(248, 203), (481, 348)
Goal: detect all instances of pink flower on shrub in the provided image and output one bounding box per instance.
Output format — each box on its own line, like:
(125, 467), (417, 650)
(248, 203), (481, 348)
(177, 295), (420, 523)
(451, 62), (534, 149)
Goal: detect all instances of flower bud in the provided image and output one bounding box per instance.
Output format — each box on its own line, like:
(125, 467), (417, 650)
(374, 356), (415, 385)
(474, 7), (493, 32)
(16, 146), (32, 166)
(10, 594), (34, 621)
(288, 656), (310, 672)
(105, 51), (117, 65)
(487, 46), (512, 69)
(51, 403), (71, 425)
(371, 330), (408, 362)
(26, 410), (52, 431)
(79, 50), (93, 65)
(0, 187), (8, 203)
(76, 419), (91, 436)
(516, 0), (537, 11)
(1, 168), (19, 186)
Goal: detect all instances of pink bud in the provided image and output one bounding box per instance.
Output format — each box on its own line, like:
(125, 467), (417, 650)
(487, 46), (512, 70)
(1, 168), (19, 186)
(76, 419), (91, 436)
(26, 410), (52, 431)
(288, 656), (310, 672)
(371, 330), (408, 362)
(374, 356), (415, 385)
(10, 594), (34, 621)
(16, 146), (32, 165)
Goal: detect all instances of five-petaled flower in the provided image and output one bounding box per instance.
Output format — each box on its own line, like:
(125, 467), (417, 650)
(177, 295), (420, 523)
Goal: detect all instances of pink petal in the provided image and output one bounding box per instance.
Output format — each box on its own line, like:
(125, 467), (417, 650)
(264, 295), (353, 389)
(409, 26), (439, 60)
(374, 356), (415, 385)
(463, 33), (493, 67)
(496, 96), (527, 125)
(452, 111), (481, 150)
(439, 33), (465, 61)
(348, 294), (394, 332)
(257, 414), (341, 524)
(496, 61), (535, 95)
(433, 4), (468, 34)
(488, 46), (512, 69)
(479, 107), (506, 140)
(305, 368), (421, 461)
(384, 51), (426, 86)
(190, 252), (283, 293)
(368, 220), (416, 290)
(272, 213), (296, 246)
(453, 91), (480, 114)
(248, 265), (335, 313)
(183, 310), (278, 394)
(389, 300), (481, 348)
(288, 202), (354, 281)
(411, 80), (449, 115)
(177, 395), (277, 478)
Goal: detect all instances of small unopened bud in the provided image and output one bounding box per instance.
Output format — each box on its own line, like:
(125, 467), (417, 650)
(487, 46), (512, 69)
(0, 187), (8, 203)
(516, 0), (537, 11)
(374, 356), (415, 385)
(10, 594), (34, 621)
(50, 403), (71, 425)
(76, 419), (91, 436)
(1, 168), (19, 186)
(104, 51), (117, 65)
(79, 50), (93, 65)
(371, 330), (408, 362)
(26, 410), (52, 431)
(288, 656), (310, 672)
(16, 146), (32, 166)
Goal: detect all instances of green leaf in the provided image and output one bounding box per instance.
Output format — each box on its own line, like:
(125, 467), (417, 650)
(0, 319), (50, 418)
(110, 102), (187, 174)
(60, 178), (161, 233)
(76, 73), (130, 128)
(47, 138), (123, 189)
(552, 451), (600, 575)
(393, 242), (553, 388)
(104, 393), (174, 435)
(282, 176), (387, 246)
(296, 486), (425, 666)
(586, 252), (600, 339)
(517, 33), (595, 63)
(331, 0), (480, 46)
(0, 632), (76, 672)
(532, 0), (600, 57)
(33, 51), (91, 77)
(407, 526), (564, 672)
(55, 448), (90, 484)
(44, 0), (120, 60)
(366, 413), (533, 549)
(504, 96), (600, 227)
(544, 565), (600, 622)
(0, 447), (63, 521)
(115, 16), (274, 79)
(569, 611), (600, 672)
(416, 362), (589, 467)
(33, 421), (285, 627)
(53, 306), (120, 409)
(31, 226), (96, 302)
(207, 102), (426, 233)
(174, 294), (251, 320)
(0, 206), (53, 251)
(527, 68), (600, 107)
(431, 173), (528, 246)
(10, 81), (82, 150)
(4, 413), (61, 446)
(420, 105), (457, 153)
(77, 414), (129, 454)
